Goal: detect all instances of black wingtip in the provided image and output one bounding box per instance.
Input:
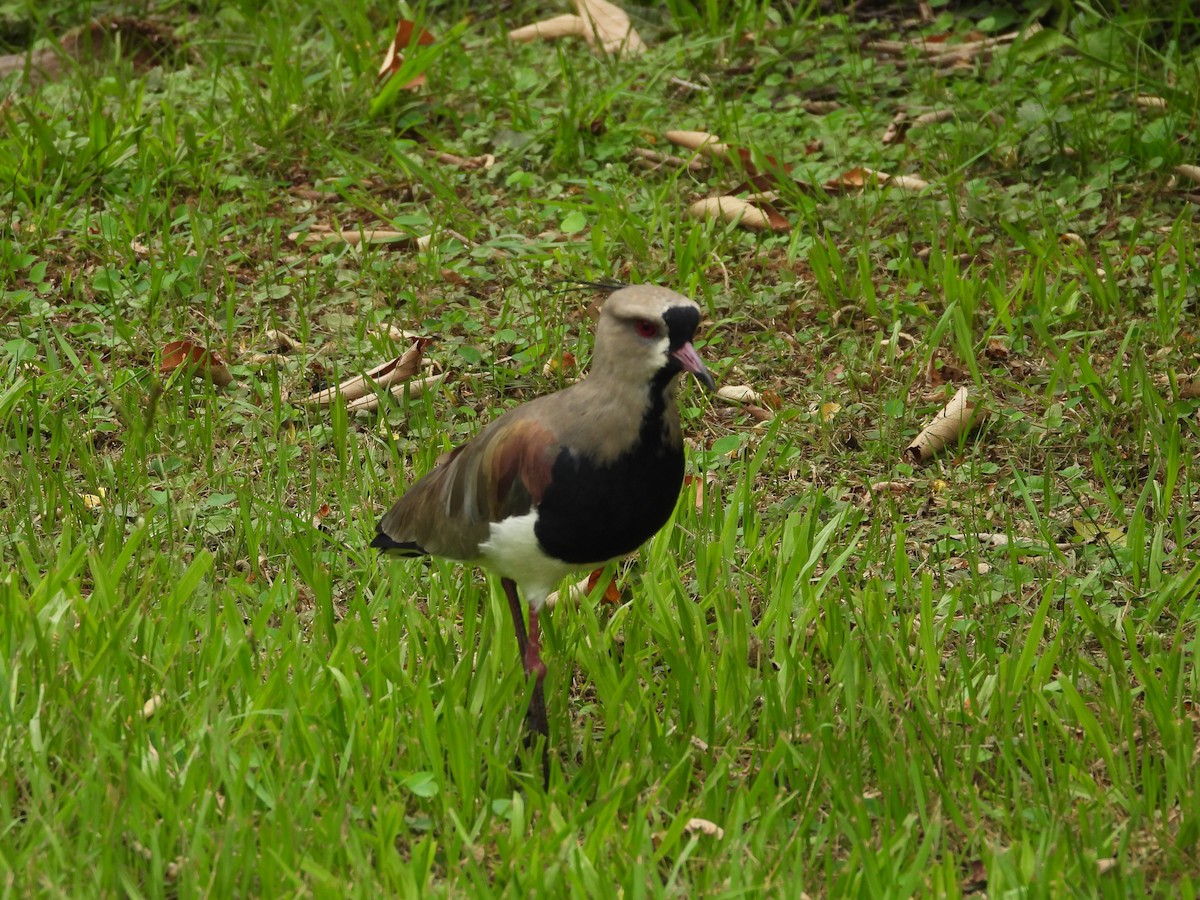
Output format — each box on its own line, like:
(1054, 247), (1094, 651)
(370, 530), (427, 557)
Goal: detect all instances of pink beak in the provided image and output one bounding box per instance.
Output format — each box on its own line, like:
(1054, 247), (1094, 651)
(672, 343), (715, 391)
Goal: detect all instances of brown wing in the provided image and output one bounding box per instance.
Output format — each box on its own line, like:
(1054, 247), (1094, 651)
(372, 411), (560, 561)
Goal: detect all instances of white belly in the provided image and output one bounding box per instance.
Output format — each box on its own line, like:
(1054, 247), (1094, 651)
(478, 511), (580, 610)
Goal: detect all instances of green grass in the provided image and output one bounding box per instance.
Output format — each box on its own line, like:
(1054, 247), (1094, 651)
(3, 0), (1200, 895)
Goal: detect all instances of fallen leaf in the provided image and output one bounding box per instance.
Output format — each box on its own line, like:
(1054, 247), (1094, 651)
(82, 487), (107, 510)
(820, 401), (841, 422)
(312, 503), (333, 531)
(509, 14), (586, 43)
(159, 340), (234, 388)
(688, 196), (789, 232)
(429, 150), (495, 170)
(574, 0), (645, 57)
(287, 227), (416, 247)
(683, 473), (717, 510)
(665, 130), (731, 158)
(377, 19), (436, 89)
(716, 385), (762, 405)
(141, 695), (164, 719)
(910, 108), (956, 129)
(1072, 519), (1126, 547)
(1135, 94), (1167, 109)
(1174, 164), (1200, 186)
(264, 328), (301, 352)
(345, 372), (446, 412)
(586, 568), (623, 604)
(303, 338), (429, 406)
(906, 386), (985, 463)
(882, 111), (909, 145)
(683, 817), (725, 839)
(825, 166), (930, 192)
(542, 352), (578, 378)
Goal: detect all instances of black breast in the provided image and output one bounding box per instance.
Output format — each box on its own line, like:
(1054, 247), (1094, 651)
(533, 383), (685, 565)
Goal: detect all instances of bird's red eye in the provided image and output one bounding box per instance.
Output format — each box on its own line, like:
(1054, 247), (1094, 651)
(634, 319), (658, 338)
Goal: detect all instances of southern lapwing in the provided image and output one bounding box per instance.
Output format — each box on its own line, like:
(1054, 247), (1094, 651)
(371, 284), (714, 772)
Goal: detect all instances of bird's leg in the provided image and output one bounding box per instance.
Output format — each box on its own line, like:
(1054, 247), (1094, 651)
(502, 578), (549, 738)
(502, 579), (550, 784)
(501, 577), (528, 659)
(526, 607), (550, 786)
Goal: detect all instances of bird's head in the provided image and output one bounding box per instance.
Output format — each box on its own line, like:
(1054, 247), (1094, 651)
(592, 285), (716, 391)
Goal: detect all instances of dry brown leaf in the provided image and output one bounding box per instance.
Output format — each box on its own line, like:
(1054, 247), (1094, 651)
(683, 817), (725, 839)
(141, 695), (164, 720)
(716, 385), (762, 405)
(303, 339), (429, 406)
(1135, 94), (1167, 109)
(906, 386), (985, 463)
(265, 328), (301, 352)
(887, 173), (932, 191)
(665, 130), (731, 158)
(882, 111), (909, 145)
(683, 473), (716, 511)
(509, 14), (586, 43)
(586, 568), (623, 604)
(1174, 164), (1200, 185)
(911, 108), (956, 129)
(541, 351), (578, 378)
(825, 166), (929, 193)
(430, 150), (495, 170)
(377, 19), (436, 90)
(287, 227), (413, 247)
(575, 0), (645, 57)
(345, 372), (446, 412)
(160, 340), (234, 388)
(688, 196), (788, 232)
(544, 565), (626, 607)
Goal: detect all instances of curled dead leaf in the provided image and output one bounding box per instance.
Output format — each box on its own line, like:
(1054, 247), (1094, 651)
(826, 166), (930, 192)
(303, 339), (429, 406)
(264, 328), (301, 352)
(377, 19), (436, 89)
(141, 695), (164, 720)
(683, 817), (725, 839)
(716, 385), (762, 405)
(906, 387), (986, 463)
(509, 14), (586, 43)
(911, 108), (956, 129)
(288, 227), (413, 247)
(575, 0), (645, 57)
(430, 150), (496, 170)
(1174, 164), (1200, 186)
(665, 130), (731, 158)
(688, 196), (788, 232)
(160, 340), (234, 388)
(345, 372), (447, 413)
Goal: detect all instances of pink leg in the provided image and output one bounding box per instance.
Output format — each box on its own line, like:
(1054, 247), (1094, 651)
(524, 608), (547, 680)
